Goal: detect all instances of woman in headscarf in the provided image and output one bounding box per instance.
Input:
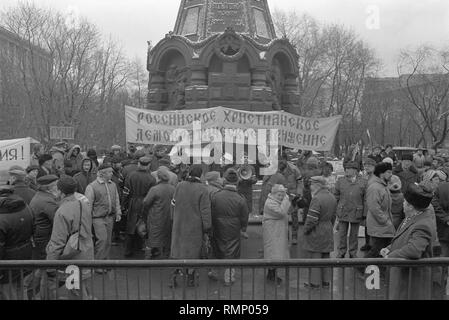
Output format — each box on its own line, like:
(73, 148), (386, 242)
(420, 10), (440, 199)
(262, 184), (290, 285)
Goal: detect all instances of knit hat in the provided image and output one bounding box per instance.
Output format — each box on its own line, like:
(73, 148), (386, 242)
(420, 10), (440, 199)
(404, 183), (433, 210)
(157, 167), (170, 182)
(374, 162), (392, 177)
(87, 149), (97, 158)
(271, 184), (287, 193)
(306, 157), (319, 167)
(363, 157), (377, 167)
(38, 154), (53, 166)
(37, 175), (59, 186)
(189, 164), (203, 178)
(388, 175), (402, 192)
(57, 176), (77, 195)
(8, 166), (26, 177)
(205, 171), (220, 183)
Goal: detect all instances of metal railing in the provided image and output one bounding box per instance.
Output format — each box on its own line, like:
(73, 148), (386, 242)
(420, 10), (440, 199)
(0, 258), (448, 300)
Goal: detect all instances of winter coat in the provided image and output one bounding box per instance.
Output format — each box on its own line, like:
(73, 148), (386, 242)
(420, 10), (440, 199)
(123, 168), (156, 235)
(211, 185), (249, 259)
(432, 182), (449, 243)
(387, 208), (436, 300)
(391, 191), (405, 230)
(171, 179), (212, 259)
(413, 154), (426, 169)
(303, 188), (336, 253)
(334, 176), (366, 223)
(0, 194), (33, 283)
(29, 190), (59, 247)
(395, 166), (419, 193)
(143, 182), (175, 249)
(122, 162), (138, 182)
(259, 172), (288, 214)
(85, 178), (121, 219)
(65, 145), (83, 176)
(207, 182), (223, 201)
(46, 194), (94, 261)
(366, 176), (395, 238)
(73, 158), (97, 194)
(12, 181), (36, 205)
(151, 169), (178, 187)
(237, 165), (257, 213)
(262, 194), (290, 260)
(302, 167), (323, 218)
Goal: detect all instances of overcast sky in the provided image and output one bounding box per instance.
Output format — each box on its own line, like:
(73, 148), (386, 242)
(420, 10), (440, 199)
(1, 0), (448, 76)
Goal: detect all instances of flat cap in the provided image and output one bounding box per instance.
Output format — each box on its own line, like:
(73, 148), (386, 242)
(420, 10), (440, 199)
(310, 176), (328, 187)
(98, 163), (113, 172)
(157, 167), (171, 182)
(363, 158), (377, 166)
(139, 156), (152, 166)
(57, 176), (77, 195)
(133, 150), (146, 160)
(37, 175), (59, 186)
(8, 165), (26, 177)
(205, 171), (220, 182)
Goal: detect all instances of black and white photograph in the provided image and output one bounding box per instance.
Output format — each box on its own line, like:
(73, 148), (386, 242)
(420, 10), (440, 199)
(0, 0), (449, 307)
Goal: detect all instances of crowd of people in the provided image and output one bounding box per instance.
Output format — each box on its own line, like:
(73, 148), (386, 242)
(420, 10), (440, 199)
(0, 141), (448, 299)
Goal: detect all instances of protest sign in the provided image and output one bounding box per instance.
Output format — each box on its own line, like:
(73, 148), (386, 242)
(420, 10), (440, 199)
(125, 106), (342, 152)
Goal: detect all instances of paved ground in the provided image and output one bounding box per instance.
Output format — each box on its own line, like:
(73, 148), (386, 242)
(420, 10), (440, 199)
(46, 223), (448, 300)
(52, 223), (391, 300)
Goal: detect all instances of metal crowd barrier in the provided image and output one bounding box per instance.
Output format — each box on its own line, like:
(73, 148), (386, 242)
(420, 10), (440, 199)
(0, 258), (448, 300)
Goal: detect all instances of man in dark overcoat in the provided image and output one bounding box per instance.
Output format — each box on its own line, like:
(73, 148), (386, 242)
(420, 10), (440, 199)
(123, 156), (156, 257)
(211, 169), (249, 286)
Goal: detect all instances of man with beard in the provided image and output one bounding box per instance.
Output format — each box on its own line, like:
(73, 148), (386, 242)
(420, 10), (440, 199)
(365, 162), (395, 258)
(123, 157), (156, 258)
